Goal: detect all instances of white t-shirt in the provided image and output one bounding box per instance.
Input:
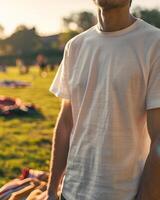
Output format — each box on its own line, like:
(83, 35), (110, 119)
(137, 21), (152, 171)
(49, 18), (160, 200)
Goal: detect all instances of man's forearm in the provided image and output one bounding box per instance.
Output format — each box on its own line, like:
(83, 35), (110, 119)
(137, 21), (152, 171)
(136, 139), (160, 200)
(47, 121), (71, 198)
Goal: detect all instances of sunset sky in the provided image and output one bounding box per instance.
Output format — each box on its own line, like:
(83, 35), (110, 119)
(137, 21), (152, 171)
(0, 0), (159, 37)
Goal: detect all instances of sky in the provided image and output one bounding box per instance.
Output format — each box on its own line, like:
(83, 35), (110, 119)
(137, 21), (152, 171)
(0, 0), (159, 37)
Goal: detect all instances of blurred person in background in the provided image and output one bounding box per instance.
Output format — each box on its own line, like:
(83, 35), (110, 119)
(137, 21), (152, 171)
(36, 54), (48, 77)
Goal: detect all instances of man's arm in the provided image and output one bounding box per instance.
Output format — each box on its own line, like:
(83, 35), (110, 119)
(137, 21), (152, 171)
(136, 108), (160, 200)
(46, 99), (73, 200)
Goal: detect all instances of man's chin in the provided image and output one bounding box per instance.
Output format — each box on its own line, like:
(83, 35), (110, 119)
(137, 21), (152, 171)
(94, 0), (108, 7)
(94, 0), (128, 10)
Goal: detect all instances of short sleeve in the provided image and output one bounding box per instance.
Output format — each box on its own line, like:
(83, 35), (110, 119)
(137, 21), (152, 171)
(49, 42), (71, 99)
(146, 57), (160, 110)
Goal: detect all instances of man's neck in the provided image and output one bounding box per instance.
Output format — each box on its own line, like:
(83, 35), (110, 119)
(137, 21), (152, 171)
(97, 6), (136, 32)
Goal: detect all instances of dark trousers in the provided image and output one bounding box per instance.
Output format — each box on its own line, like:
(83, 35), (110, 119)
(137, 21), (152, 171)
(61, 195), (66, 200)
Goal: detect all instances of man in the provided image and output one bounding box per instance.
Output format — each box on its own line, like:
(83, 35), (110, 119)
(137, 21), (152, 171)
(47, 0), (160, 199)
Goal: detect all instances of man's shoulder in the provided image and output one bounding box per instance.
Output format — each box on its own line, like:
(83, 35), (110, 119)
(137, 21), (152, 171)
(66, 25), (97, 51)
(139, 20), (160, 64)
(141, 19), (160, 40)
(137, 19), (160, 56)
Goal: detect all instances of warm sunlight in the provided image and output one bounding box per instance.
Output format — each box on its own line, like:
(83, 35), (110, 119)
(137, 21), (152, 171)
(1, 0), (160, 199)
(0, 0), (159, 36)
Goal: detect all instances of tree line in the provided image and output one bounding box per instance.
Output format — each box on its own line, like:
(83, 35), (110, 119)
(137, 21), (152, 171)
(0, 7), (159, 65)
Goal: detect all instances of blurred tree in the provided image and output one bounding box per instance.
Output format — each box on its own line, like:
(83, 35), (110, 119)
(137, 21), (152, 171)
(15, 25), (28, 32)
(0, 44), (13, 56)
(0, 25), (4, 38)
(62, 11), (97, 32)
(4, 26), (43, 55)
(133, 8), (160, 28)
(58, 30), (79, 49)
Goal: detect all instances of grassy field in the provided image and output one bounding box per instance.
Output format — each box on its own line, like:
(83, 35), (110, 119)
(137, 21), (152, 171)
(0, 67), (61, 186)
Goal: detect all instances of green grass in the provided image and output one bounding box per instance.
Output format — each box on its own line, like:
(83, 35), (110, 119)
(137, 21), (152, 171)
(0, 67), (61, 186)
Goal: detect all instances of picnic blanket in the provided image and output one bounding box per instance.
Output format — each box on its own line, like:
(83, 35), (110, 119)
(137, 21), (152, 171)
(0, 96), (37, 116)
(0, 168), (49, 200)
(0, 80), (31, 88)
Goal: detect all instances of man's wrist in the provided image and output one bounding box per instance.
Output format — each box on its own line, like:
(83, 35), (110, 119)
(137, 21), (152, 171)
(45, 192), (59, 200)
(47, 188), (59, 200)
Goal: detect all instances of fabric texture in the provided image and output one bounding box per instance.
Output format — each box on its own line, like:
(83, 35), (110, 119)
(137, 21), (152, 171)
(49, 18), (160, 200)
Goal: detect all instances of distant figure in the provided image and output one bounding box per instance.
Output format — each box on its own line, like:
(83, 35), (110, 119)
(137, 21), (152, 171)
(49, 64), (56, 71)
(16, 58), (29, 74)
(36, 54), (48, 77)
(0, 64), (7, 73)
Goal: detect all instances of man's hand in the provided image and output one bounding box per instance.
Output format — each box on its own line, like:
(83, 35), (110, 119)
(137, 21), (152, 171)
(38, 191), (59, 200)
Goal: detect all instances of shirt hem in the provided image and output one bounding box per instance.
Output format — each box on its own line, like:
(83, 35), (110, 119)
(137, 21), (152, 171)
(146, 99), (160, 110)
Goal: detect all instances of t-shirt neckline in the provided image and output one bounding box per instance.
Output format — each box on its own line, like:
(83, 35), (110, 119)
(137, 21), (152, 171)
(95, 18), (142, 37)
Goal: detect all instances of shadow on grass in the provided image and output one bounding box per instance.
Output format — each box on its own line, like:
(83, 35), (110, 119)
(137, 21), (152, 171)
(0, 109), (44, 121)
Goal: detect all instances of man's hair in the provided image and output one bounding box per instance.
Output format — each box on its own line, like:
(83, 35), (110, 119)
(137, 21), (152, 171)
(130, 0), (132, 5)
